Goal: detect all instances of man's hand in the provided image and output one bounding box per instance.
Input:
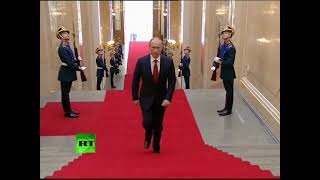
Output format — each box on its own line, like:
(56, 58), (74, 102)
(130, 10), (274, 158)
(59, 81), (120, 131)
(133, 100), (139, 105)
(161, 99), (171, 107)
(79, 66), (86, 71)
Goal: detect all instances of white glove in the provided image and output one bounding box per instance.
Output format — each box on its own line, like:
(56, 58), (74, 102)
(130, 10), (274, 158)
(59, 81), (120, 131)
(179, 63), (183, 66)
(213, 57), (220, 62)
(78, 56), (82, 61)
(177, 69), (181, 72)
(211, 66), (216, 71)
(80, 66), (86, 70)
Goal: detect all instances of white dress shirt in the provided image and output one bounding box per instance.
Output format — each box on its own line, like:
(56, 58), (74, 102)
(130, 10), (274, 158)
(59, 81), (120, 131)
(150, 55), (160, 74)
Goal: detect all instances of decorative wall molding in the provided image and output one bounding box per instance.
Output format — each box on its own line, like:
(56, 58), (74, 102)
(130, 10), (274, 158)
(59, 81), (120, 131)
(240, 77), (280, 125)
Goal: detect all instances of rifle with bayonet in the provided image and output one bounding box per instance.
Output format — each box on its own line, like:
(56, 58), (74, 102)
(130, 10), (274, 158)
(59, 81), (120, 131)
(211, 28), (221, 81)
(72, 22), (87, 82)
(103, 48), (109, 77)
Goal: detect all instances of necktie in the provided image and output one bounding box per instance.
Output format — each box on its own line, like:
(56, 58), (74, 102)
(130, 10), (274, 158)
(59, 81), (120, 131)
(153, 60), (159, 84)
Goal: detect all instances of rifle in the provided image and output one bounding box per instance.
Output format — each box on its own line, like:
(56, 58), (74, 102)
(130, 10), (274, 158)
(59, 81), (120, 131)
(72, 22), (87, 82)
(178, 43), (183, 88)
(211, 29), (221, 81)
(178, 43), (182, 78)
(103, 48), (109, 78)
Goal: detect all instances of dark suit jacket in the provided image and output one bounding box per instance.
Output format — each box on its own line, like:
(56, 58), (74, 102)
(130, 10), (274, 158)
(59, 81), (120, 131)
(132, 54), (176, 111)
(110, 57), (119, 74)
(57, 43), (81, 82)
(220, 43), (236, 81)
(96, 57), (107, 77)
(181, 55), (191, 77)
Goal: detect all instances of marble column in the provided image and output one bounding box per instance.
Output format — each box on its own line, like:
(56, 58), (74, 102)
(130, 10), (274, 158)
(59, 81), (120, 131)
(99, 1), (112, 89)
(40, 1), (51, 97)
(112, 1), (124, 43)
(80, 1), (101, 90)
(181, 0), (203, 89)
(99, 1), (111, 43)
(168, 0), (182, 88)
(99, 1), (112, 61)
(153, 1), (161, 37)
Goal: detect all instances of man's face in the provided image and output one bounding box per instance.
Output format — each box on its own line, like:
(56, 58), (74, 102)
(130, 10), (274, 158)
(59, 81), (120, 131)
(184, 50), (190, 55)
(222, 31), (231, 40)
(98, 51), (103, 56)
(60, 31), (70, 40)
(149, 38), (163, 59)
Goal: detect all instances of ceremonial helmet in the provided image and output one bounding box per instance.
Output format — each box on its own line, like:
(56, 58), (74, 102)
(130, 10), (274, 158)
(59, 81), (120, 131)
(221, 25), (235, 37)
(95, 46), (104, 54)
(56, 26), (70, 39)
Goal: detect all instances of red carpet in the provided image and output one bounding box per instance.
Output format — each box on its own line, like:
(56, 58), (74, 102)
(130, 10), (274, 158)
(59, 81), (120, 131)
(126, 41), (150, 74)
(42, 42), (279, 178)
(124, 41), (149, 89)
(40, 102), (105, 136)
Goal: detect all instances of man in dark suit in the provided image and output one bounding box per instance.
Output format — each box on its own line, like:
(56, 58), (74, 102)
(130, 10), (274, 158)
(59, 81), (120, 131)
(96, 47), (108, 90)
(56, 27), (86, 118)
(132, 37), (176, 153)
(214, 26), (236, 116)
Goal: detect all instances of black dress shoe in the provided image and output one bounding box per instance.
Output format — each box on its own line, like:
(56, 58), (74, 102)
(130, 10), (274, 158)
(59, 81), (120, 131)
(64, 112), (79, 118)
(153, 144), (160, 153)
(144, 140), (151, 149)
(217, 108), (226, 113)
(219, 111), (232, 116)
(71, 110), (80, 115)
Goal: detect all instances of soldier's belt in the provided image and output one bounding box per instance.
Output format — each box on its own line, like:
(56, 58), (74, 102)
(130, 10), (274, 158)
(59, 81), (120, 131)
(97, 67), (104, 69)
(61, 62), (68, 66)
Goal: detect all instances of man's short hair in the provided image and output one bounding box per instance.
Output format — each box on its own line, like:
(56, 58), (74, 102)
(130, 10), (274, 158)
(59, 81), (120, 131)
(149, 37), (163, 47)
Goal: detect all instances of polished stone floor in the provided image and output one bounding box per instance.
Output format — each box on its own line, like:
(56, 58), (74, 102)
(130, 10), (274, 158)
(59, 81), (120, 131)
(185, 89), (278, 146)
(185, 89), (280, 176)
(40, 136), (81, 179)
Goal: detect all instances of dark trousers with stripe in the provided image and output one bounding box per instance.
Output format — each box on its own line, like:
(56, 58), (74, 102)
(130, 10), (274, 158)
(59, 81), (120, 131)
(97, 77), (103, 90)
(60, 81), (72, 113)
(223, 79), (234, 112)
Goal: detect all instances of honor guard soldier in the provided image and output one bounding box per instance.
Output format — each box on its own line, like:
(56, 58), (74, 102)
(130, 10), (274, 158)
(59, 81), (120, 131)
(109, 52), (119, 88)
(96, 47), (108, 90)
(56, 26), (86, 118)
(179, 46), (191, 89)
(213, 26), (236, 116)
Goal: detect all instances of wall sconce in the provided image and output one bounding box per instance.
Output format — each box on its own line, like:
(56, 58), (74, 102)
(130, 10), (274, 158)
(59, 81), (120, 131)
(165, 39), (176, 57)
(167, 39), (176, 45)
(50, 12), (67, 16)
(106, 40), (115, 52)
(256, 37), (271, 43)
(216, 6), (227, 15)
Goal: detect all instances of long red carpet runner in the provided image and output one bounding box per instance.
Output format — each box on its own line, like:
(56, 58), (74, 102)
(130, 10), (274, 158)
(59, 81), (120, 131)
(41, 42), (279, 178)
